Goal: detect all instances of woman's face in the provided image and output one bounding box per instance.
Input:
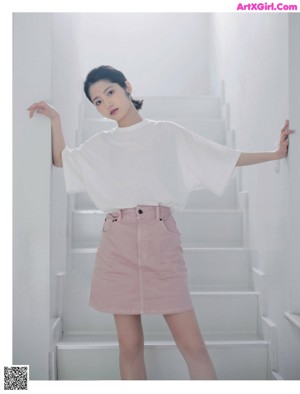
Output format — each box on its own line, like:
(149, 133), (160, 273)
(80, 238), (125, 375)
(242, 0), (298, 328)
(89, 79), (133, 122)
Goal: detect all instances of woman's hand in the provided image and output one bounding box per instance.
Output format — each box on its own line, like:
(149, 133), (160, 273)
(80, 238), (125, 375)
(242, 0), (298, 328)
(27, 101), (59, 120)
(236, 120), (295, 166)
(275, 119), (295, 159)
(27, 101), (65, 167)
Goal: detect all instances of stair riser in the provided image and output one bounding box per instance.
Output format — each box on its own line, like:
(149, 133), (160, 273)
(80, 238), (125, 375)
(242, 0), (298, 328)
(175, 211), (243, 247)
(71, 210), (244, 248)
(57, 343), (268, 380)
(186, 249), (251, 290)
(62, 284), (259, 335)
(70, 248), (252, 290)
(140, 97), (222, 119)
(185, 182), (237, 209)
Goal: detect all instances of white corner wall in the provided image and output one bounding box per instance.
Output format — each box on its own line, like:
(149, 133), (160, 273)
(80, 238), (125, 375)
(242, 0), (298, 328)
(13, 13), (52, 379)
(210, 13), (300, 379)
(76, 13), (212, 96)
(13, 13), (83, 380)
(14, 12), (88, 380)
(288, 13), (300, 315)
(50, 13), (82, 318)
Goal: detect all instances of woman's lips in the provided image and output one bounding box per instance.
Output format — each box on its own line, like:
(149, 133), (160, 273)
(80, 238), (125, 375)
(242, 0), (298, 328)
(110, 108), (118, 115)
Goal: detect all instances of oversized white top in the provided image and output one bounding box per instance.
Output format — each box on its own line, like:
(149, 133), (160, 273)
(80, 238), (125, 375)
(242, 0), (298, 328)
(61, 119), (241, 214)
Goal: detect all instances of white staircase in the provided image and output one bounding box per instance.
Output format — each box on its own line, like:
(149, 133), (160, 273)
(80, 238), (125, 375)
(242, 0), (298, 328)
(56, 95), (269, 380)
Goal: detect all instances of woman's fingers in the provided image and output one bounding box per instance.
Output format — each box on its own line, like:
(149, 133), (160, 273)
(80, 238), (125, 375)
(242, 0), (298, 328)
(281, 120), (289, 136)
(282, 129), (295, 140)
(27, 101), (48, 118)
(277, 120), (296, 158)
(27, 103), (39, 117)
(283, 119), (289, 129)
(280, 119), (295, 140)
(27, 105), (37, 118)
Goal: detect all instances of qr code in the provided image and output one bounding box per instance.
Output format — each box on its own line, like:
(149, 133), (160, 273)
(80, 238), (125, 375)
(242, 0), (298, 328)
(4, 366), (28, 390)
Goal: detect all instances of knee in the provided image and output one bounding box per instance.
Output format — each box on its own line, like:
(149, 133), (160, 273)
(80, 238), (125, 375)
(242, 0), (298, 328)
(179, 342), (210, 362)
(118, 334), (144, 360)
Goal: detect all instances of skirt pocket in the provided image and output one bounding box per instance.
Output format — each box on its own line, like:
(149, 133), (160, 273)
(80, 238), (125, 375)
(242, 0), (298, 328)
(102, 212), (120, 234)
(160, 214), (181, 234)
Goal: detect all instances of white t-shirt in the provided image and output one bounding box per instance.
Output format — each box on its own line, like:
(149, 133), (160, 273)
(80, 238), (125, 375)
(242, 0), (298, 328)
(61, 119), (241, 214)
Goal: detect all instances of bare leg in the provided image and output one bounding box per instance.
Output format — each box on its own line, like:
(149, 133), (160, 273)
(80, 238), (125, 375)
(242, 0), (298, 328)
(114, 314), (147, 380)
(164, 309), (217, 380)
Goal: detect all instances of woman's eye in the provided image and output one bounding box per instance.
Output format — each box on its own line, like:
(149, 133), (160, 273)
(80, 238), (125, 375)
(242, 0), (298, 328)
(95, 100), (101, 106)
(107, 90), (114, 96)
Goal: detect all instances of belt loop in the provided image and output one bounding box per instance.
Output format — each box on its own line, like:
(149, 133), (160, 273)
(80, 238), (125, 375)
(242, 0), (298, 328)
(156, 205), (160, 221)
(119, 209), (122, 222)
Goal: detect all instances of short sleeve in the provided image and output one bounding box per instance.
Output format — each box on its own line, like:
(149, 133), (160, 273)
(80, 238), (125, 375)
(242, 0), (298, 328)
(61, 146), (86, 193)
(175, 124), (241, 196)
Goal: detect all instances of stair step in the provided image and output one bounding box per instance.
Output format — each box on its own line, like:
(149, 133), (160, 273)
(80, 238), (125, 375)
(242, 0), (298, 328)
(57, 332), (268, 380)
(185, 178), (238, 209)
(168, 118), (226, 143)
(62, 289), (259, 335)
(83, 96), (222, 119)
(186, 247), (251, 290)
(81, 118), (226, 145)
(140, 96), (222, 119)
(71, 209), (244, 249)
(70, 246), (252, 290)
(175, 209), (243, 247)
(58, 331), (267, 345)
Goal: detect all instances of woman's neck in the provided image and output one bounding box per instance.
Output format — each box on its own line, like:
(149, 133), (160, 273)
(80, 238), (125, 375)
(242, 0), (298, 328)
(117, 106), (143, 128)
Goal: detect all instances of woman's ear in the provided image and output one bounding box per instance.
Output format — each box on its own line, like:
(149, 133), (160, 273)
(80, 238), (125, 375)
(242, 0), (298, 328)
(125, 80), (132, 95)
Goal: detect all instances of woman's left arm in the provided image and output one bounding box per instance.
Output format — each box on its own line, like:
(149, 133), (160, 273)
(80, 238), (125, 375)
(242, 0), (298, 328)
(236, 119), (295, 167)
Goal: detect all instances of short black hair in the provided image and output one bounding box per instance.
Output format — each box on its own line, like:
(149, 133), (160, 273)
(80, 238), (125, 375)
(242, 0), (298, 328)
(84, 65), (143, 110)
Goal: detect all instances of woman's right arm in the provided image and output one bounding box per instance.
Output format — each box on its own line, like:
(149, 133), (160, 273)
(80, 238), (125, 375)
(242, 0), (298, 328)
(27, 101), (66, 167)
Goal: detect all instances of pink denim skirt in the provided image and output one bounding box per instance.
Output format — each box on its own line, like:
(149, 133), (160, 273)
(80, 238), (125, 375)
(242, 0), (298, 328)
(89, 205), (193, 315)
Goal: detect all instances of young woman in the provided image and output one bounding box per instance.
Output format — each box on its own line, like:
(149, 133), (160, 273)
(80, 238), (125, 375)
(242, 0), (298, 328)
(28, 65), (293, 380)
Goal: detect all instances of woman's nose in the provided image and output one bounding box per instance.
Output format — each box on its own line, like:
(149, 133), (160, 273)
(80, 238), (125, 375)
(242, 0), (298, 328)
(104, 99), (113, 109)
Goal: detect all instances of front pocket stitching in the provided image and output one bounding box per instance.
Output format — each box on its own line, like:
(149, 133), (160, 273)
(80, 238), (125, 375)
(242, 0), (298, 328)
(102, 218), (114, 233)
(160, 216), (180, 234)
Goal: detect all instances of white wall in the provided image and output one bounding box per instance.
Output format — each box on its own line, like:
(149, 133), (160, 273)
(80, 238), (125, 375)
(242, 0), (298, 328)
(288, 13), (300, 315)
(13, 13), (85, 380)
(51, 13), (82, 317)
(76, 13), (212, 97)
(210, 13), (300, 379)
(13, 13), (52, 380)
